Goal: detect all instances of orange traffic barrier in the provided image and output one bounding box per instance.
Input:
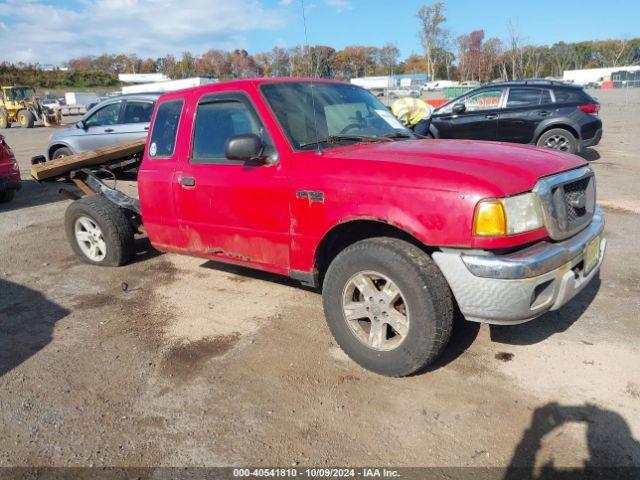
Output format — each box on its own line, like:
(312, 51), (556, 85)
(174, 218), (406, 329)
(426, 98), (448, 108)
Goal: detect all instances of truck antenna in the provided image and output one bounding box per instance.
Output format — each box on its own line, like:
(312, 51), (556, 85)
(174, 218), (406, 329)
(301, 0), (322, 154)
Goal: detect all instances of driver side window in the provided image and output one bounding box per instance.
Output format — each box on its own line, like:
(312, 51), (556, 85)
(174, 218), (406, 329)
(462, 89), (504, 111)
(191, 99), (263, 164)
(85, 102), (122, 128)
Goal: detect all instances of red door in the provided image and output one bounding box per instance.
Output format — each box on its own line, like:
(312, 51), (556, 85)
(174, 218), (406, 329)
(174, 92), (290, 274)
(138, 98), (188, 251)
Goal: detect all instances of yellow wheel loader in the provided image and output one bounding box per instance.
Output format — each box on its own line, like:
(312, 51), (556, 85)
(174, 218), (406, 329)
(0, 86), (62, 129)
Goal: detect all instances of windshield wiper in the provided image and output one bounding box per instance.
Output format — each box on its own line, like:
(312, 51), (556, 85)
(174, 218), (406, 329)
(299, 134), (392, 149)
(381, 132), (415, 140)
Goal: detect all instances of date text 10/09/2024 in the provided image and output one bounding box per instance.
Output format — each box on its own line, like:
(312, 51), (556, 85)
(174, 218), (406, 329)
(232, 468), (400, 478)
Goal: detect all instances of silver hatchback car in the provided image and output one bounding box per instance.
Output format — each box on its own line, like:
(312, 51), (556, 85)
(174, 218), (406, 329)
(47, 93), (161, 159)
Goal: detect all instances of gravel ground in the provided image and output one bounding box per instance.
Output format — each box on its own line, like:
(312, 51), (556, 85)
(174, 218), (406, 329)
(0, 90), (639, 474)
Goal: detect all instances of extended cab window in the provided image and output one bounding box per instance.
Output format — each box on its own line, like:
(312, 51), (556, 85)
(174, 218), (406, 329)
(85, 102), (122, 127)
(148, 99), (183, 158)
(191, 99), (262, 163)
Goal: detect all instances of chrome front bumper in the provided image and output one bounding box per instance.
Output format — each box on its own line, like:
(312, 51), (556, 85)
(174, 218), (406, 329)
(432, 209), (606, 324)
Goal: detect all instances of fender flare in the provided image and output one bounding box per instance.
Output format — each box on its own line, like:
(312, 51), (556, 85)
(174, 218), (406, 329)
(533, 119), (582, 143)
(48, 142), (75, 160)
(312, 216), (431, 277)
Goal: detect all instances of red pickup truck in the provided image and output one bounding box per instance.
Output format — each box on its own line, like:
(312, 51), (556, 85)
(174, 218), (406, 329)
(62, 79), (606, 376)
(0, 134), (20, 203)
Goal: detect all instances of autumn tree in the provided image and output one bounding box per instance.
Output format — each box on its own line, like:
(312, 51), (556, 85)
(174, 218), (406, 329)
(269, 47), (290, 77)
(379, 43), (400, 75)
(417, 1), (447, 80)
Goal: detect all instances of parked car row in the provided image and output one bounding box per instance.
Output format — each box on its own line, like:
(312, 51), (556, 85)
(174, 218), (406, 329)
(44, 80), (602, 161)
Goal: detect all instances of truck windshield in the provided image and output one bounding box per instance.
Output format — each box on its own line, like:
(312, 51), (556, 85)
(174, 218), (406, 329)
(261, 82), (411, 150)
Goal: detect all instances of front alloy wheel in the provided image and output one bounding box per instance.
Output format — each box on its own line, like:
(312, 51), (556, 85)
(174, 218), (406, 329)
(342, 271), (409, 351)
(322, 237), (454, 377)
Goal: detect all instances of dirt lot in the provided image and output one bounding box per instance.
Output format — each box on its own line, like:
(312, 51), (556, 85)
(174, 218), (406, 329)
(1, 89), (639, 474)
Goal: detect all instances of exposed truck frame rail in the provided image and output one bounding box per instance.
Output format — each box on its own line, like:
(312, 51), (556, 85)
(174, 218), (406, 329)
(30, 139), (144, 229)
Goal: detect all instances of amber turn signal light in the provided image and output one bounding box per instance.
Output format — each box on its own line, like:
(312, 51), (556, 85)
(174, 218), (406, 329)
(473, 200), (507, 237)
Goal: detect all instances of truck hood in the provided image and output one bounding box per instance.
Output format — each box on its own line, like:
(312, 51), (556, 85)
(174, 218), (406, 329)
(323, 139), (587, 196)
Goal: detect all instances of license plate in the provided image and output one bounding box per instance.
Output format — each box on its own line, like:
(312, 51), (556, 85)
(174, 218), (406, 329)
(584, 235), (601, 275)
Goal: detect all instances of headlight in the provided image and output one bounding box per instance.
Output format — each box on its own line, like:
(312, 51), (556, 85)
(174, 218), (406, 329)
(473, 193), (544, 237)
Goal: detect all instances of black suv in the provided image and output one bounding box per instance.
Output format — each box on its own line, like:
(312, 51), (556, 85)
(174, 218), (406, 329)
(428, 81), (602, 154)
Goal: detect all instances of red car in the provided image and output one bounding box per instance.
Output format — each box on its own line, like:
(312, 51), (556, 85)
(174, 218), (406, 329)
(0, 134), (20, 203)
(60, 79), (606, 376)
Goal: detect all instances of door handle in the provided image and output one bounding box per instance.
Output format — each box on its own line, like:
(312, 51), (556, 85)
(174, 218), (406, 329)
(179, 176), (195, 187)
(538, 111), (551, 117)
(144, 126), (149, 131)
(104, 128), (114, 133)
(485, 114), (498, 120)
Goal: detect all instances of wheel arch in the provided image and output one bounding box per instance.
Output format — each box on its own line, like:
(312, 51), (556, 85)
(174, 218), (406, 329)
(313, 218), (433, 287)
(48, 142), (73, 160)
(534, 121), (580, 143)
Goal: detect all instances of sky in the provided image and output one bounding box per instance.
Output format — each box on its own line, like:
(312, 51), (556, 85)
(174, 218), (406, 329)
(0, 0), (639, 65)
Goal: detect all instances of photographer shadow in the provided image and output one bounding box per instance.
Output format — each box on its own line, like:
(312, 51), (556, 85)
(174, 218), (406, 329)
(0, 278), (70, 378)
(504, 402), (640, 480)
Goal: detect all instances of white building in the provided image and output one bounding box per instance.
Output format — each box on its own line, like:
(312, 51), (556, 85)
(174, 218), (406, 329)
(350, 76), (395, 90)
(563, 66), (640, 85)
(121, 77), (217, 94)
(118, 73), (170, 84)
(350, 74), (429, 90)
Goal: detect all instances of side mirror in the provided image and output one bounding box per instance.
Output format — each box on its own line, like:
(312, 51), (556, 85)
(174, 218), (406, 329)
(452, 103), (466, 114)
(225, 134), (265, 162)
(75, 120), (86, 129)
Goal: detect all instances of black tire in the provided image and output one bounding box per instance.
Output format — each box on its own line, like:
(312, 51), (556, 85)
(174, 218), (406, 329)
(0, 189), (15, 203)
(536, 128), (578, 154)
(64, 195), (135, 267)
(52, 146), (73, 159)
(0, 110), (10, 129)
(322, 237), (454, 377)
(18, 110), (35, 128)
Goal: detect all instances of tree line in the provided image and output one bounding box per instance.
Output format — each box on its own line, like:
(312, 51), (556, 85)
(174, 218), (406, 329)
(418, 2), (640, 82)
(1, 1), (638, 89)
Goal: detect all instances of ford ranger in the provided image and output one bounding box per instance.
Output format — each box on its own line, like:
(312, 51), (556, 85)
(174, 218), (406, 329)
(61, 79), (606, 376)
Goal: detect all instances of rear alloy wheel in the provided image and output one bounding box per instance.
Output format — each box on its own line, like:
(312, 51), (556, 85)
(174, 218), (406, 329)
(74, 216), (108, 262)
(65, 195), (135, 267)
(537, 128), (578, 154)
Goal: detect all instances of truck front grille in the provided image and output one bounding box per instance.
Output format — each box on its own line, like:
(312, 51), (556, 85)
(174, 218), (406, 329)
(533, 167), (596, 241)
(562, 176), (590, 224)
